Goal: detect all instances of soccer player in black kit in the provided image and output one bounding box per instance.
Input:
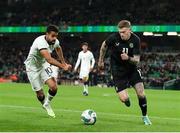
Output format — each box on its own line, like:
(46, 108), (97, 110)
(98, 20), (152, 125)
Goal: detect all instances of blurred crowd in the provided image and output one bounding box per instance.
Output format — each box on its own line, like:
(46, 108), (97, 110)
(140, 54), (180, 88)
(0, 46), (28, 83)
(0, 0), (179, 88)
(0, 0), (179, 26)
(0, 44), (179, 88)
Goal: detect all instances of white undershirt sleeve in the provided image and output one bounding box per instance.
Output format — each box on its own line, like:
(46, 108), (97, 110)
(90, 53), (95, 68)
(74, 53), (81, 71)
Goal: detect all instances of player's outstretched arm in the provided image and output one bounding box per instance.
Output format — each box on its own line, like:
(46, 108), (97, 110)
(98, 41), (108, 69)
(91, 57), (95, 68)
(74, 53), (81, 72)
(40, 49), (68, 70)
(55, 46), (66, 64)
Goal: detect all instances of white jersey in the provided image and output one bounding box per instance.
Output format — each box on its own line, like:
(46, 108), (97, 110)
(24, 35), (60, 72)
(74, 50), (95, 73)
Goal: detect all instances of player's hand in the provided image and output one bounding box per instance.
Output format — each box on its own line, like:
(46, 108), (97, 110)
(121, 52), (129, 60)
(98, 60), (104, 70)
(63, 62), (70, 67)
(61, 64), (69, 71)
(66, 64), (72, 70)
(62, 63), (72, 71)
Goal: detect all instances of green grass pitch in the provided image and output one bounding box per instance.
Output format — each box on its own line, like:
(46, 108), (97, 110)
(0, 83), (180, 132)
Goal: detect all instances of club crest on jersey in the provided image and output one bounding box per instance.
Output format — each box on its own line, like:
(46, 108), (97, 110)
(115, 42), (119, 46)
(129, 43), (134, 48)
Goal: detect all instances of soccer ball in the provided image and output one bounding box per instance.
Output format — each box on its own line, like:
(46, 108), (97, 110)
(81, 109), (97, 125)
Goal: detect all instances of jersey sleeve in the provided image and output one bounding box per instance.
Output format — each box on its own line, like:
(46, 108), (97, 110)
(105, 34), (114, 47)
(133, 37), (141, 55)
(54, 39), (60, 48)
(36, 39), (48, 50)
(90, 52), (95, 68)
(90, 52), (94, 60)
(74, 52), (81, 71)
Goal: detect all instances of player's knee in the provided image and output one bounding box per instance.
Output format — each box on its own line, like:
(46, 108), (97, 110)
(137, 90), (145, 98)
(135, 83), (145, 96)
(49, 83), (57, 91)
(48, 83), (57, 97)
(138, 94), (145, 99)
(119, 96), (129, 103)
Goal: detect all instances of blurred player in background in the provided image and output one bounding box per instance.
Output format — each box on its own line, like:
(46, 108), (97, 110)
(74, 42), (95, 96)
(98, 20), (152, 125)
(24, 25), (71, 118)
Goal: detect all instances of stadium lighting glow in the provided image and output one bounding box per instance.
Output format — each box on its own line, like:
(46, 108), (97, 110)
(153, 33), (163, 36)
(143, 32), (153, 36)
(0, 25), (179, 33)
(167, 32), (178, 36)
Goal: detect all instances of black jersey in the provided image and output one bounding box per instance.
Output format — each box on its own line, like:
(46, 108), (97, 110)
(105, 32), (140, 72)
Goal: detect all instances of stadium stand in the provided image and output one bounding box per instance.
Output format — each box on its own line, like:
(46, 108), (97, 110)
(0, 38), (179, 89)
(0, 0), (180, 26)
(0, 0), (179, 89)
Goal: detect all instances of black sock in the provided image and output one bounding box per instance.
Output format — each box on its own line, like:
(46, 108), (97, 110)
(124, 98), (131, 107)
(139, 96), (147, 116)
(84, 81), (88, 85)
(37, 95), (45, 104)
(48, 89), (57, 97)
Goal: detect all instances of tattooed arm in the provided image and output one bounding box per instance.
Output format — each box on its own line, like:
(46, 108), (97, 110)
(98, 41), (108, 69)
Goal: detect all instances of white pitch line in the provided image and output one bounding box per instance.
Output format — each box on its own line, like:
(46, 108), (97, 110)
(0, 104), (180, 121)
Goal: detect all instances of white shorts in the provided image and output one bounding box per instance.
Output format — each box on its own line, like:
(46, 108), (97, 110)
(79, 71), (89, 81)
(26, 63), (59, 91)
(50, 65), (59, 80)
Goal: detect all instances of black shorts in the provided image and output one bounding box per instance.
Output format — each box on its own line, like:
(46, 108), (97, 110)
(112, 69), (143, 93)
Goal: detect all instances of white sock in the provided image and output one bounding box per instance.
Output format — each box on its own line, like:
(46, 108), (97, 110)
(83, 85), (86, 92)
(85, 85), (88, 93)
(83, 85), (88, 93)
(45, 93), (54, 105)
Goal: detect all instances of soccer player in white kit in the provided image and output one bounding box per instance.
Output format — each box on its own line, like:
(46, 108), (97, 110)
(24, 25), (71, 118)
(74, 42), (95, 96)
